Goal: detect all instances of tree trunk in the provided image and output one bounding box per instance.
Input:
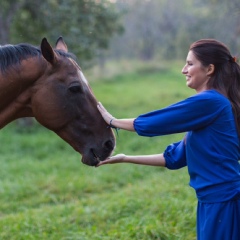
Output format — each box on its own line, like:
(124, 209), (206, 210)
(0, 2), (24, 44)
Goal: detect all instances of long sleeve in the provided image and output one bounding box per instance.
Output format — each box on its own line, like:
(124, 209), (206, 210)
(133, 90), (228, 137)
(164, 139), (187, 169)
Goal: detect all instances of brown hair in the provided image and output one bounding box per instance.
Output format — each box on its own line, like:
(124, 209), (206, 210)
(190, 39), (240, 135)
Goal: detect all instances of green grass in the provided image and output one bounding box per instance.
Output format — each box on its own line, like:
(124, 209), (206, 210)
(0, 61), (197, 239)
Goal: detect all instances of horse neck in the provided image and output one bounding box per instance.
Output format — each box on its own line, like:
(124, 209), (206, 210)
(0, 57), (46, 129)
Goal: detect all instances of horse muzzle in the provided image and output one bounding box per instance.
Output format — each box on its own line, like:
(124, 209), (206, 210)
(81, 138), (115, 166)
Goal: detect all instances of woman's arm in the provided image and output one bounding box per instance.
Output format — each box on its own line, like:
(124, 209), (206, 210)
(96, 153), (166, 167)
(97, 102), (135, 131)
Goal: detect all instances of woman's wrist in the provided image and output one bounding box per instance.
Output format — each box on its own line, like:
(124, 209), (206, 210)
(108, 118), (135, 132)
(109, 118), (115, 127)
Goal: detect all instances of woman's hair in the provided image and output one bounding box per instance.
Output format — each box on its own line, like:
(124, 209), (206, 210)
(190, 39), (240, 135)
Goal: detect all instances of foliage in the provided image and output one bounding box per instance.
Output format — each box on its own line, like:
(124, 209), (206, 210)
(109, 0), (240, 60)
(1, 0), (239, 66)
(0, 0), (24, 43)
(0, 61), (197, 239)
(0, 0), (122, 66)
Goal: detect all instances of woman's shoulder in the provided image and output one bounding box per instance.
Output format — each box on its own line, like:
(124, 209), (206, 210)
(184, 90), (231, 113)
(190, 90), (230, 105)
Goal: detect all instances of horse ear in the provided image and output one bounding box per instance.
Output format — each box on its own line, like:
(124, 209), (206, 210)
(55, 36), (68, 52)
(41, 38), (56, 64)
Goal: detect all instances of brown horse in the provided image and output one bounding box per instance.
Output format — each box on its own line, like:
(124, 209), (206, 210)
(0, 37), (115, 166)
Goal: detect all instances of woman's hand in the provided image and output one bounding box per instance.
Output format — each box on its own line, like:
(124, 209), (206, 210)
(96, 154), (126, 167)
(97, 102), (135, 131)
(97, 102), (114, 125)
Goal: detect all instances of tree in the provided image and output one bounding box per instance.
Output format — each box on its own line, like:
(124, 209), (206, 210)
(0, 0), (25, 43)
(1, 0), (122, 65)
(108, 0), (240, 61)
(201, 0), (240, 54)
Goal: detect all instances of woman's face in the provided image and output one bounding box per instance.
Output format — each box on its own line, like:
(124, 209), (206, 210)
(182, 50), (210, 93)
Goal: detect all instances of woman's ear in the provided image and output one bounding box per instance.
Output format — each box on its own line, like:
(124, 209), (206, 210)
(207, 64), (215, 76)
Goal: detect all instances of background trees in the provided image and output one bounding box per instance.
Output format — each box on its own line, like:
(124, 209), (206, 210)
(108, 0), (240, 61)
(0, 0), (240, 64)
(0, 0), (122, 66)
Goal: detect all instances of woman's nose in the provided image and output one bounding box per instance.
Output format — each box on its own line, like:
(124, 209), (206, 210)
(182, 65), (187, 74)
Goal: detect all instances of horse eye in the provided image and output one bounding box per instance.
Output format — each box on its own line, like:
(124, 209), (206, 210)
(68, 83), (82, 93)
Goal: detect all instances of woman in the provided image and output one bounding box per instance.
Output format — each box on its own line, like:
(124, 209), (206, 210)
(97, 39), (240, 240)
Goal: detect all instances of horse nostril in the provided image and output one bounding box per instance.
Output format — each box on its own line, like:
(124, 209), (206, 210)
(104, 139), (114, 151)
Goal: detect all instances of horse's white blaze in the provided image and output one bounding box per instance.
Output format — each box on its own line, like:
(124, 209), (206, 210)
(68, 58), (89, 86)
(79, 71), (88, 85)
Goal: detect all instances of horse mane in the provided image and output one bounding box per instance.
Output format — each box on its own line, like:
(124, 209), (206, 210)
(0, 43), (76, 73)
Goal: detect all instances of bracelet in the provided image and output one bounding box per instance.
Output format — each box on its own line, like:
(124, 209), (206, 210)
(109, 118), (115, 128)
(108, 118), (120, 136)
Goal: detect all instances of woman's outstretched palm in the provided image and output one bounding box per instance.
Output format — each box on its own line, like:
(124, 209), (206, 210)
(96, 154), (126, 167)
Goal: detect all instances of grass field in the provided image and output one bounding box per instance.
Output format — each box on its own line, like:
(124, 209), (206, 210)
(0, 61), (197, 239)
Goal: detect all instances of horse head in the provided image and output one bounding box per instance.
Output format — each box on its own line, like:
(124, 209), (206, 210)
(31, 37), (115, 166)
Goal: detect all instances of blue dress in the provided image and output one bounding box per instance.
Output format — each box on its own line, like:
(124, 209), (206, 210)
(133, 90), (240, 240)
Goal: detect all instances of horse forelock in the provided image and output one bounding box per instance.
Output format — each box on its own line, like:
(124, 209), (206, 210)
(55, 49), (76, 60)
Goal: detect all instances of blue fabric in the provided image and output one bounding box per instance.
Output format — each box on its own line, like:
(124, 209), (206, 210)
(164, 140), (187, 169)
(133, 90), (240, 238)
(197, 199), (240, 240)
